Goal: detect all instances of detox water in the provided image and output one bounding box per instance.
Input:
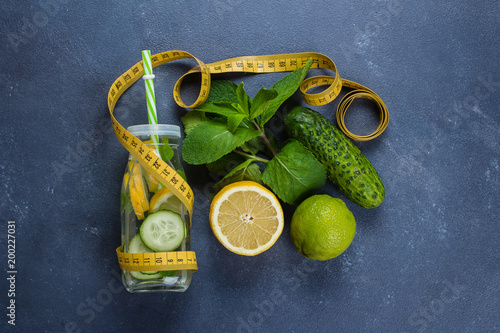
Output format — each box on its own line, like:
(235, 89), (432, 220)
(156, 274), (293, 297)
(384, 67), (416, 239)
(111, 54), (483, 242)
(120, 124), (192, 292)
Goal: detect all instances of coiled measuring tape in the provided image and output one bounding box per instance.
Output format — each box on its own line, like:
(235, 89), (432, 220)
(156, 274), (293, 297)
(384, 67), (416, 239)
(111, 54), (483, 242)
(109, 50), (388, 272)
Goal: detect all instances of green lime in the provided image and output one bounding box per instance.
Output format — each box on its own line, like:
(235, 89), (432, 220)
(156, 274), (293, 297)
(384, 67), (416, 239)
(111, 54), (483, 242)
(290, 195), (356, 261)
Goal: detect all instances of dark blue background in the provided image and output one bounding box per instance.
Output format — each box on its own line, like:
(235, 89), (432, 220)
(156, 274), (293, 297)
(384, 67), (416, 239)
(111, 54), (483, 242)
(1, 1), (499, 332)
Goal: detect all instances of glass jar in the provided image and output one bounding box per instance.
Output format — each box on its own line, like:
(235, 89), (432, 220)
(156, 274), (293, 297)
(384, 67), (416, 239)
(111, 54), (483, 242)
(120, 124), (192, 292)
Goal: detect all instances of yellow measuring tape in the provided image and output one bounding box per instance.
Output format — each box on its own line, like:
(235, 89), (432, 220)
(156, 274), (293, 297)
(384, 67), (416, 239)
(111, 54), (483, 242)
(109, 50), (388, 272)
(117, 250), (198, 272)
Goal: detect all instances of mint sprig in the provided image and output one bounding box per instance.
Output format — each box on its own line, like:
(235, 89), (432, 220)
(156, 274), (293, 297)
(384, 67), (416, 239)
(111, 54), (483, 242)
(181, 59), (326, 204)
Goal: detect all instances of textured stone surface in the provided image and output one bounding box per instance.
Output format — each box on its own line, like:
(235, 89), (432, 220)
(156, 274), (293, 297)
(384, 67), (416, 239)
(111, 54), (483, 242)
(0, 1), (499, 332)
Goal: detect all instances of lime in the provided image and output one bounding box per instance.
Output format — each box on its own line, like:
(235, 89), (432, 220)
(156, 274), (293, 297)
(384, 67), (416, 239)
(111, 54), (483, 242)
(290, 195), (356, 261)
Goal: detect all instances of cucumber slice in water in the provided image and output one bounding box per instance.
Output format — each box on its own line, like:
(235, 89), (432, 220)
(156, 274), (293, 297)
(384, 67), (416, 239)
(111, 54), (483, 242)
(140, 210), (185, 252)
(128, 233), (153, 253)
(126, 234), (162, 279)
(130, 270), (166, 280)
(126, 234), (178, 280)
(127, 234), (158, 275)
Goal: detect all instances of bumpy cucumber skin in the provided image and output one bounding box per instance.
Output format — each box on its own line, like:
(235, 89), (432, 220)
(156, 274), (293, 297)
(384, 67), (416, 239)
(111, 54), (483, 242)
(285, 106), (384, 208)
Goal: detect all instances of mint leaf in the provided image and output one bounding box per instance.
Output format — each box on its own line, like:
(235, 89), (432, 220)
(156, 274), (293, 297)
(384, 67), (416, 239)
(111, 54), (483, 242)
(182, 118), (261, 165)
(205, 80), (239, 103)
(262, 139), (326, 205)
(159, 136), (174, 161)
(243, 128), (279, 158)
(237, 119), (261, 155)
(236, 82), (251, 116)
(196, 101), (253, 133)
(206, 152), (247, 175)
(227, 113), (248, 133)
(259, 59), (313, 126)
(194, 102), (247, 132)
(250, 87), (278, 119)
(195, 102), (239, 117)
(211, 160), (262, 197)
(181, 110), (208, 135)
(240, 141), (259, 155)
(120, 192), (131, 214)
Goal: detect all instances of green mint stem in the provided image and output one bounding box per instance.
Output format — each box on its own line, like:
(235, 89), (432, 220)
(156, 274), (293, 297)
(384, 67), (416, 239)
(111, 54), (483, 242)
(233, 149), (269, 163)
(252, 120), (276, 156)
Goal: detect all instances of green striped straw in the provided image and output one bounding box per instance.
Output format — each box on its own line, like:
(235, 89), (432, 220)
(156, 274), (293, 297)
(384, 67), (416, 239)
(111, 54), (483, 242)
(142, 50), (163, 190)
(141, 50), (160, 147)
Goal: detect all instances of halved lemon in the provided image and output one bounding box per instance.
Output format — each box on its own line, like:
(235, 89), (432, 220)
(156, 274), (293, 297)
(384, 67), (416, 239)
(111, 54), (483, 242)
(209, 181), (284, 256)
(149, 186), (182, 214)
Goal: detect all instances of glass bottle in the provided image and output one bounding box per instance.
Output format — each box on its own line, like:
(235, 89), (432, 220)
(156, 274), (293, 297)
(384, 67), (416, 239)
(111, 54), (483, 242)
(120, 124), (192, 292)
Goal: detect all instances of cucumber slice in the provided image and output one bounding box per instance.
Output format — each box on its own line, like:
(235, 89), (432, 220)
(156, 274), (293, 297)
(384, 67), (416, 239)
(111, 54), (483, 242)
(130, 270), (166, 280)
(140, 210), (185, 252)
(128, 233), (153, 253)
(127, 234), (159, 276)
(126, 234), (179, 280)
(128, 234), (161, 280)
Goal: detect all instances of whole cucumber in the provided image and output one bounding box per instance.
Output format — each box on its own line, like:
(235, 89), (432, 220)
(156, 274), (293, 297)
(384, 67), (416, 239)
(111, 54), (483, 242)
(285, 106), (384, 208)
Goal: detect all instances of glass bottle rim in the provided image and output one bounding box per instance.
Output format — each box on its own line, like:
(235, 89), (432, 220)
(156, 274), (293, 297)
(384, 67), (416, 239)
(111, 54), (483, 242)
(127, 124), (181, 138)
